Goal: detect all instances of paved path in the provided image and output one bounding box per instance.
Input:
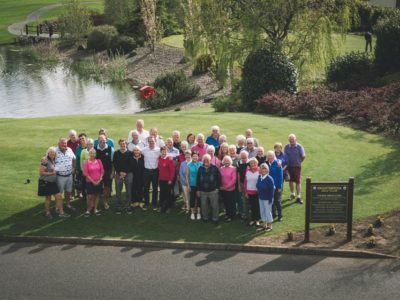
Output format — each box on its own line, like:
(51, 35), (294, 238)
(0, 242), (399, 299)
(7, 4), (63, 36)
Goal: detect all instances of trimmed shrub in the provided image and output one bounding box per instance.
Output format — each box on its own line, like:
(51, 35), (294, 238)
(87, 25), (119, 52)
(350, 1), (387, 32)
(144, 71), (200, 109)
(374, 11), (400, 72)
(326, 52), (374, 90)
(110, 35), (137, 54)
(241, 47), (297, 110)
(212, 95), (242, 112)
(255, 82), (400, 135)
(192, 54), (214, 76)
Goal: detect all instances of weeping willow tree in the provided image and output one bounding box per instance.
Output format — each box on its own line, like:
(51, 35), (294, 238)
(181, 0), (352, 86)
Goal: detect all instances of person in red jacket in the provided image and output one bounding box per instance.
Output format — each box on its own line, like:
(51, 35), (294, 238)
(158, 146), (175, 213)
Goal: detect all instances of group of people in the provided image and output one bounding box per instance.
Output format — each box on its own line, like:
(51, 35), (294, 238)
(38, 119), (306, 232)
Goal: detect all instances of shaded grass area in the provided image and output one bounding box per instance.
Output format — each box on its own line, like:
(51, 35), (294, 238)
(0, 107), (399, 243)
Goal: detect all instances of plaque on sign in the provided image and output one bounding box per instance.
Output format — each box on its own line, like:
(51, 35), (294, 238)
(310, 183), (348, 223)
(304, 178), (354, 242)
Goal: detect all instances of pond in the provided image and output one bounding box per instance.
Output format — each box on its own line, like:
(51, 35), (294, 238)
(0, 45), (142, 118)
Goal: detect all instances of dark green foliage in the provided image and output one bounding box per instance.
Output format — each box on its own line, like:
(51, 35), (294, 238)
(87, 25), (119, 52)
(115, 3), (146, 47)
(144, 71), (200, 109)
(192, 54), (214, 76)
(350, 1), (387, 32)
(374, 11), (400, 72)
(110, 35), (137, 54)
(326, 51), (374, 90)
(157, 0), (183, 36)
(241, 47), (297, 110)
(212, 95), (242, 112)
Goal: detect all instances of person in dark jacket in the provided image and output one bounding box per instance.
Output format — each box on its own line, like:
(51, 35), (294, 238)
(113, 139), (133, 214)
(197, 154), (220, 223)
(256, 163), (275, 232)
(96, 134), (114, 210)
(130, 145), (145, 209)
(266, 150), (284, 222)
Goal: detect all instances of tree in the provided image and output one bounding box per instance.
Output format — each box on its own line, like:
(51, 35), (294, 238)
(58, 0), (92, 41)
(104, 0), (134, 27)
(181, 0), (351, 86)
(139, 0), (157, 53)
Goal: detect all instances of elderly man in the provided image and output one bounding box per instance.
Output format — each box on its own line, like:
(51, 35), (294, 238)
(55, 138), (76, 211)
(147, 127), (164, 148)
(127, 130), (146, 152)
(94, 128), (115, 148)
(245, 129), (259, 147)
(236, 150), (249, 219)
(67, 129), (79, 153)
(191, 133), (209, 160)
(244, 138), (258, 158)
(142, 136), (161, 210)
(96, 134), (115, 209)
(128, 119), (149, 144)
(284, 133), (306, 204)
(172, 130), (182, 151)
(197, 154), (221, 223)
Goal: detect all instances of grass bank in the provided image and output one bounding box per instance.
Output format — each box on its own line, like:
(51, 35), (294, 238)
(0, 107), (399, 243)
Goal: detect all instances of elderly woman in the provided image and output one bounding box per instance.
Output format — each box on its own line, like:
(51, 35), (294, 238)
(244, 158), (260, 226)
(245, 128), (259, 147)
(177, 141), (189, 164)
(39, 147), (70, 219)
(191, 133), (208, 160)
(256, 146), (267, 166)
(220, 156), (237, 222)
(197, 154), (220, 223)
(186, 133), (196, 149)
(83, 148), (104, 216)
(186, 152), (202, 220)
(172, 130), (181, 151)
(244, 138), (258, 158)
(127, 130), (146, 152)
(206, 145), (221, 168)
(267, 150), (284, 222)
(206, 125), (220, 153)
(179, 149), (192, 212)
(130, 145), (145, 209)
(158, 146), (175, 213)
(236, 135), (246, 154)
(274, 142), (288, 182)
(218, 142), (229, 161)
(228, 144), (239, 166)
(256, 163), (275, 232)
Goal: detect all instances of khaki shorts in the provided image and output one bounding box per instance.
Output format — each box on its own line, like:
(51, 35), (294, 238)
(56, 175), (73, 193)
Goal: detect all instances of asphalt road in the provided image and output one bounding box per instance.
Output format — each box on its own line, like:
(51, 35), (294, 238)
(0, 242), (399, 300)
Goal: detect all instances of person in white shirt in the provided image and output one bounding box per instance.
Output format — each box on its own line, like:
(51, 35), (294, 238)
(145, 127), (164, 148)
(127, 130), (146, 152)
(141, 136), (161, 210)
(127, 119), (149, 144)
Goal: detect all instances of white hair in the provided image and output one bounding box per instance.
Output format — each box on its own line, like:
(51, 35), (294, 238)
(260, 163), (269, 172)
(202, 154), (211, 162)
(132, 145), (142, 152)
(236, 135), (246, 143)
(211, 125), (220, 132)
(266, 150), (275, 159)
(131, 130), (139, 137)
(248, 157), (258, 166)
(288, 133), (297, 140)
(246, 138), (254, 144)
(46, 146), (57, 157)
(222, 155), (233, 165)
(228, 144), (236, 151)
(197, 133), (205, 140)
(181, 141), (188, 147)
(207, 145), (216, 153)
(136, 119), (144, 126)
(68, 129), (77, 137)
(87, 138), (94, 145)
(172, 130), (180, 136)
(240, 150), (249, 158)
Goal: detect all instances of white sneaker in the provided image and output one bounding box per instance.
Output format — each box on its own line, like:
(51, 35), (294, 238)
(190, 213), (195, 220)
(196, 213), (201, 220)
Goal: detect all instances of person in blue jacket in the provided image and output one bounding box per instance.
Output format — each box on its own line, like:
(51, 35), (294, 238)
(256, 163), (275, 232)
(267, 150), (284, 222)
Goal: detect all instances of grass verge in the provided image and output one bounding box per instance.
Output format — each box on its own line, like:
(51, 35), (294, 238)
(0, 107), (399, 243)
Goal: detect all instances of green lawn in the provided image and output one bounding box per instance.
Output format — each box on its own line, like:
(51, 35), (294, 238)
(0, 0), (103, 44)
(0, 107), (399, 243)
(27, 2), (104, 27)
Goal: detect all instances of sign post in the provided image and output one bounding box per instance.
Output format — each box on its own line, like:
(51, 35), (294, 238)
(304, 177), (354, 242)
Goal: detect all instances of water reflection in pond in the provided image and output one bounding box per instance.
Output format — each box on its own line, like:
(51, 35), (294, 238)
(0, 46), (141, 118)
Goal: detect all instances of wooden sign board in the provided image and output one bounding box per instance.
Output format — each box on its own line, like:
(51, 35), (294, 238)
(304, 178), (354, 242)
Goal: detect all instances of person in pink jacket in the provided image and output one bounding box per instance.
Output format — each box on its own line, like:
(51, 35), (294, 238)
(158, 146), (175, 213)
(244, 158), (261, 226)
(220, 155), (237, 222)
(83, 148), (104, 217)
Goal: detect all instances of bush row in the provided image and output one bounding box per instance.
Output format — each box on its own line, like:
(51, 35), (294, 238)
(255, 82), (400, 136)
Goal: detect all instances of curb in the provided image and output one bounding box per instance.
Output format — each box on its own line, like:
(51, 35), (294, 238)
(0, 235), (397, 259)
